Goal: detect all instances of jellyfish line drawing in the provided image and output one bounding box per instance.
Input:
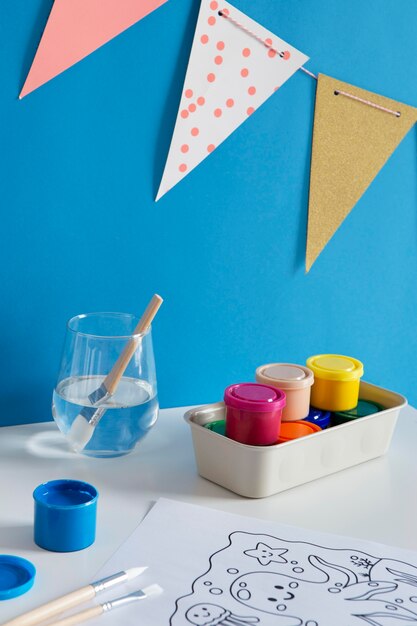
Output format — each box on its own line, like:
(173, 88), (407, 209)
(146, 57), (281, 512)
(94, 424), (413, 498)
(185, 603), (260, 626)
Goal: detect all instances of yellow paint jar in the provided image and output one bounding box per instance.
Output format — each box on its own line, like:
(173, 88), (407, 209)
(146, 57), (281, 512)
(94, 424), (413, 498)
(306, 354), (364, 412)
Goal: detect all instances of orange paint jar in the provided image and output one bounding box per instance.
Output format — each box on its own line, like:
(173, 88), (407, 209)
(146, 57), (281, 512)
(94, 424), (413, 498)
(278, 420), (321, 443)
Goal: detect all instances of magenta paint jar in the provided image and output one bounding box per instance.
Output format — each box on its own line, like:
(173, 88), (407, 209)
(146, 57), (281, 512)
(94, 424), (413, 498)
(224, 383), (286, 446)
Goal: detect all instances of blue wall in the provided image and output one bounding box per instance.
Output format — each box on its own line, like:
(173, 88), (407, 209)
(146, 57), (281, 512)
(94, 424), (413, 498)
(1, 0), (417, 425)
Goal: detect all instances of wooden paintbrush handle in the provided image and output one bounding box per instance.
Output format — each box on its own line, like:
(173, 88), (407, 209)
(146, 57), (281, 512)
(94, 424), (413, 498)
(48, 605), (103, 626)
(104, 294), (163, 396)
(2, 586), (95, 626)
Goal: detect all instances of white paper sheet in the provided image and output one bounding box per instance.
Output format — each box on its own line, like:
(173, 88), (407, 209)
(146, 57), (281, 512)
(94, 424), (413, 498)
(94, 498), (417, 625)
(156, 0), (309, 199)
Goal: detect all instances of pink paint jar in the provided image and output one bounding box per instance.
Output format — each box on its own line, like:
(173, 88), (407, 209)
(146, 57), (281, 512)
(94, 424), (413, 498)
(255, 363), (314, 422)
(224, 383), (286, 446)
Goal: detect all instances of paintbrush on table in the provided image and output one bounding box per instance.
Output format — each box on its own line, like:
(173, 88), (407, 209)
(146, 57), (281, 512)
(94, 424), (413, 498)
(67, 294), (163, 452)
(2, 567), (148, 626)
(47, 584), (163, 626)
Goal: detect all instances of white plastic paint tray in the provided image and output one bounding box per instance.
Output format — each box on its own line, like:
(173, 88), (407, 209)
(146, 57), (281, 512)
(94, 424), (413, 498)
(184, 381), (406, 498)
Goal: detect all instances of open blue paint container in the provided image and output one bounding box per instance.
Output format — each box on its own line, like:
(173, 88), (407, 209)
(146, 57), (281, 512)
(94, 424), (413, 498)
(33, 479), (98, 552)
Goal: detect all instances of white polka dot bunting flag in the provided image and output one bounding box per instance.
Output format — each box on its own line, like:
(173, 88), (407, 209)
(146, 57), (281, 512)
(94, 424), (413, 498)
(156, 0), (309, 200)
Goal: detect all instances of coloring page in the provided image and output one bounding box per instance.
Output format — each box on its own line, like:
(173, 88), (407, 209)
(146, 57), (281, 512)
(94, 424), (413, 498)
(94, 499), (417, 626)
(172, 531), (417, 625)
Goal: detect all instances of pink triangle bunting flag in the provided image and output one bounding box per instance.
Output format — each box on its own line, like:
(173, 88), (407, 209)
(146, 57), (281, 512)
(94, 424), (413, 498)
(20, 0), (167, 99)
(156, 0), (308, 200)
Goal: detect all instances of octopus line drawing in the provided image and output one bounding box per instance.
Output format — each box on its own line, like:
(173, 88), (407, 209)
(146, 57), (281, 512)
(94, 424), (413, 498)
(170, 531), (417, 626)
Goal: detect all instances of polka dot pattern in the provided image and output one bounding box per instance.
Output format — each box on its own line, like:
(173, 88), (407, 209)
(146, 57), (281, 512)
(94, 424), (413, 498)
(161, 0), (307, 196)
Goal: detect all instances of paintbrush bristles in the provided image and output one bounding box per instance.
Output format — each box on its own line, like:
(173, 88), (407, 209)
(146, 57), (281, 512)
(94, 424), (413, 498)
(142, 584), (163, 597)
(126, 566), (148, 580)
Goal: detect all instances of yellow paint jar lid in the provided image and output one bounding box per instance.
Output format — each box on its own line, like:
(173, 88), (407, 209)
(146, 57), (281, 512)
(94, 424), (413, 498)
(306, 354), (364, 382)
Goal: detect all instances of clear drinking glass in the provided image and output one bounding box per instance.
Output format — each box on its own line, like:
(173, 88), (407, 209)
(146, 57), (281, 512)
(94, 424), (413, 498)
(52, 312), (159, 458)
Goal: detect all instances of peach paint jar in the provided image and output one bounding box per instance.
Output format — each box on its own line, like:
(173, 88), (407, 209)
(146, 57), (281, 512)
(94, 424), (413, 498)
(256, 363), (314, 422)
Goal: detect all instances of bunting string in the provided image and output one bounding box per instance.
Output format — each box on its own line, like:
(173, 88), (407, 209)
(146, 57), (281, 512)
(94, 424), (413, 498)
(334, 89), (401, 117)
(219, 8), (318, 80)
(219, 7), (402, 117)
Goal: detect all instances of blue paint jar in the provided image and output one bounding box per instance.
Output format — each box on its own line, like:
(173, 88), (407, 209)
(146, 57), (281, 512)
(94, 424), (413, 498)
(33, 479), (98, 552)
(303, 407), (331, 429)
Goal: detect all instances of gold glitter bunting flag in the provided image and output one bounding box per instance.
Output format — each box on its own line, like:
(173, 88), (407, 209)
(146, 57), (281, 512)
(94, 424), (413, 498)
(306, 73), (417, 272)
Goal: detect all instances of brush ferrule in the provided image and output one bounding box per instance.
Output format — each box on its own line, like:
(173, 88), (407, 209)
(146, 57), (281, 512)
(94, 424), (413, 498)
(88, 406), (107, 427)
(92, 571), (128, 594)
(88, 383), (112, 407)
(103, 590), (146, 611)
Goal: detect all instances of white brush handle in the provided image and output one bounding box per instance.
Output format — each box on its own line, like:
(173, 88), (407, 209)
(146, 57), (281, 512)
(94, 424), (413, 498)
(48, 605), (103, 626)
(2, 586), (95, 626)
(104, 294), (163, 395)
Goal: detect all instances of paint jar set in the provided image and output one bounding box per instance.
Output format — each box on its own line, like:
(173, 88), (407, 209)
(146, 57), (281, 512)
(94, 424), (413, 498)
(202, 355), (371, 446)
(185, 354), (407, 498)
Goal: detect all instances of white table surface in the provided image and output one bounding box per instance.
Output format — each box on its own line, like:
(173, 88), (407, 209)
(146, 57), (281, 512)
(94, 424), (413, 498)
(1, 404), (417, 622)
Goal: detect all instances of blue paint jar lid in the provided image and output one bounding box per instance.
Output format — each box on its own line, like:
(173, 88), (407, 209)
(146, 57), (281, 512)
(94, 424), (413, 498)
(0, 555), (36, 601)
(303, 407), (331, 429)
